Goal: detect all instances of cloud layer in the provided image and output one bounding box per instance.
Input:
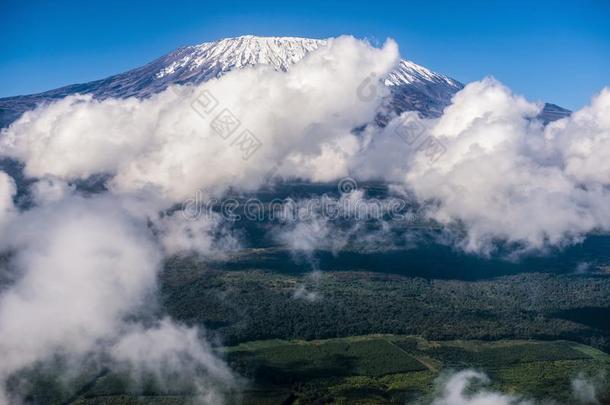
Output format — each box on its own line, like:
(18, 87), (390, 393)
(3, 39), (609, 256)
(0, 36), (399, 404)
(356, 79), (610, 254)
(1, 36), (399, 201)
(0, 190), (238, 403)
(0, 34), (609, 403)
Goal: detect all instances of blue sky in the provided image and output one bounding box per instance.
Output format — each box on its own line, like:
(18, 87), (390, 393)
(0, 0), (608, 110)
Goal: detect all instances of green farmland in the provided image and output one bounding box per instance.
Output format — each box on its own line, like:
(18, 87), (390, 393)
(48, 336), (609, 405)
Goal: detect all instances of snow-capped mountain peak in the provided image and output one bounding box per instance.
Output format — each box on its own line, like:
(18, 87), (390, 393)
(147, 35), (465, 119)
(155, 35), (325, 79)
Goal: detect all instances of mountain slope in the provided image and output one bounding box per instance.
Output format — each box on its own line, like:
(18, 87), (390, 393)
(0, 35), (568, 129)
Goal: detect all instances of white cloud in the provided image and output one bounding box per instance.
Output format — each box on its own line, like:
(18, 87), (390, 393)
(155, 209), (240, 257)
(0, 194), (237, 404)
(366, 79), (610, 255)
(571, 372), (607, 404)
(0, 195), (158, 402)
(110, 318), (237, 404)
(0, 171), (15, 226)
(292, 284), (320, 302)
(0, 36), (399, 202)
(431, 370), (533, 405)
(549, 88), (610, 185)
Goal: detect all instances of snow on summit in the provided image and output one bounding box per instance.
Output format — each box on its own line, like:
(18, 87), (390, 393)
(156, 35), (325, 78)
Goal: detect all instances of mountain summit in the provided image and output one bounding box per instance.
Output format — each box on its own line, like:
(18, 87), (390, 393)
(155, 35), (324, 79)
(0, 35), (568, 128)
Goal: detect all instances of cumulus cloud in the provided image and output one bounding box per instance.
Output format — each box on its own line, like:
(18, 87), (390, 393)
(357, 79), (610, 255)
(0, 36), (399, 202)
(110, 319), (237, 403)
(155, 209), (241, 257)
(0, 195), (154, 402)
(0, 192), (237, 404)
(551, 88), (610, 185)
(431, 370), (533, 405)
